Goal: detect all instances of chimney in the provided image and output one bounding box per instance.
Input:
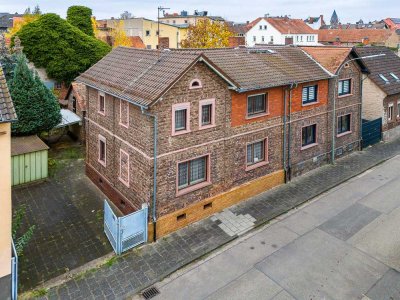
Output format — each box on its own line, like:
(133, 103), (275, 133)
(320, 14), (324, 25)
(246, 20), (249, 24)
(362, 37), (370, 45)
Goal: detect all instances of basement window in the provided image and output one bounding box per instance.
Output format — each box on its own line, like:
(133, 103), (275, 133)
(177, 213), (186, 221)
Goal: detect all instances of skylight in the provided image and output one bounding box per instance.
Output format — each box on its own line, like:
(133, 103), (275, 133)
(390, 72), (400, 81)
(379, 74), (390, 84)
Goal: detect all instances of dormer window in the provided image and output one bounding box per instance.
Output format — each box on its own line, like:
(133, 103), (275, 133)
(390, 72), (399, 82)
(379, 74), (390, 84)
(189, 79), (202, 89)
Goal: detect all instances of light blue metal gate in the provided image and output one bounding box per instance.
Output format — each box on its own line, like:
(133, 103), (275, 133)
(11, 240), (18, 300)
(104, 200), (148, 255)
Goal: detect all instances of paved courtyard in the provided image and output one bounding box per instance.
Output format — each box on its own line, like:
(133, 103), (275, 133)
(13, 155), (112, 291)
(149, 155), (400, 300)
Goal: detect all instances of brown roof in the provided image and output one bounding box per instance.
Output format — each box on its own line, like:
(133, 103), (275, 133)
(354, 46), (400, 95)
(248, 17), (316, 34)
(301, 46), (352, 74)
(0, 64), (17, 123)
(129, 36), (146, 49)
(77, 46), (331, 107)
(318, 29), (391, 44)
(11, 135), (49, 156)
(65, 82), (87, 111)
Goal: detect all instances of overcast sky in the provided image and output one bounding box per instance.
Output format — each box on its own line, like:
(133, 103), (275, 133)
(1, 0), (396, 24)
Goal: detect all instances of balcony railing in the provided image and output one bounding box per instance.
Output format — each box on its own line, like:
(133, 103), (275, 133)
(11, 240), (18, 300)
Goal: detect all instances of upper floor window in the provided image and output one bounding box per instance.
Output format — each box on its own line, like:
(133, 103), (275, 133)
(302, 85), (318, 105)
(119, 149), (129, 186)
(388, 103), (394, 121)
(177, 155), (209, 190)
(259, 25), (262, 30)
(253, 36), (256, 42)
(199, 99), (215, 129)
(338, 79), (351, 96)
(189, 79), (202, 89)
(247, 93), (267, 117)
(146, 30), (150, 36)
(261, 36), (265, 42)
(302, 124), (317, 148)
(98, 135), (106, 166)
(264, 25), (267, 30)
(270, 36), (274, 42)
(119, 99), (129, 127)
(337, 114), (351, 135)
(98, 92), (105, 115)
(172, 103), (190, 135)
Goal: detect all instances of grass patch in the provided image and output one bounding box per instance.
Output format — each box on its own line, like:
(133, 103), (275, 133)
(48, 158), (61, 177)
(105, 256), (118, 267)
(31, 288), (47, 297)
(95, 210), (103, 222)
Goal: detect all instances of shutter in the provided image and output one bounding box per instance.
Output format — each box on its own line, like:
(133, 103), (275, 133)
(343, 80), (350, 93)
(302, 88), (308, 102)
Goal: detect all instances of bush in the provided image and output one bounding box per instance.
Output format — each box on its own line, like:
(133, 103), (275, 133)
(15, 13), (111, 83)
(67, 6), (94, 36)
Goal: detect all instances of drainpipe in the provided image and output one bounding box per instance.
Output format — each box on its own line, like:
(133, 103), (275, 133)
(331, 74), (338, 164)
(141, 108), (158, 242)
(287, 82), (296, 181)
(360, 74), (368, 150)
(282, 88), (288, 183)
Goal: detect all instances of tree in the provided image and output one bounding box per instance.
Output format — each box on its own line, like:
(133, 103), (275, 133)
(110, 20), (132, 47)
(32, 5), (42, 15)
(120, 11), (132, 20)
(0, 34), (17, 81)
(67, 6), (94, 36)
(9, 55), (61, 136)
(12, 205), (35, 256)
(15, 13), (111, 83)
(5, 9), (40, 39)
(181, 19), (233, 48)
(91, 16), (99, 39)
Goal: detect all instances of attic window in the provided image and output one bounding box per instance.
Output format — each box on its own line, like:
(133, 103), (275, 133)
(189, 79), (202, 89)
(390, 72), (400, 81)
(379, 74), (390, 84)
(344, 63), (350, 68)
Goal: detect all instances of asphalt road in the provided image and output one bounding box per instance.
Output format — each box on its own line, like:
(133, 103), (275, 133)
(143, 155), (400, 300)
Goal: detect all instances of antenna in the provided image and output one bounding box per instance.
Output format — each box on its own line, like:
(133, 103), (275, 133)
(158, 6), (170, 55)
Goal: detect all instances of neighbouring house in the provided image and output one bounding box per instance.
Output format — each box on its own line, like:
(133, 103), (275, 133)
(0, 64), (18, 299)
(0, 13), (23, 33)
(304, 15), (325, 30)
(76, 45), (342, 239)
(302, 46), (367, 158)
(63, 82), (87, 141)
(384, 18), (400, 31)
(11, 135), (49, 186)
(318, 28), (399, 48)
(355, 46), (400, 141)
(159, 10), (224, 26)
(245, 16), (318, 46)
(99, 18), (188, 49)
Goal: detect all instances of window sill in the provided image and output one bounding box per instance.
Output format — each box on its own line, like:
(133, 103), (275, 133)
(98, 159), (106, 167)
(301, 143), (318, 150)
(338, 93), (353, 98)
(98, 111), (106, 116)
(176, 181), (211, 197)
(189, 86), (202, 90)
(245, 160), (269, 171)
(337, 131), (352, 137)
(119, 122), (129, 129)
(118, 177), (130, 188)
(199, 124), (216, 130)
(302, 101), (319, 107)
(245, 112), (269, 120)
(172, 129), (191, 136)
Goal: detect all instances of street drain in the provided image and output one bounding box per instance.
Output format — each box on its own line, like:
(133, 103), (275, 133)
(142, 286), (160, 299)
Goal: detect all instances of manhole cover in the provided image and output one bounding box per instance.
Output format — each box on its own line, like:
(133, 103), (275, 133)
(142, 286), (160, 299)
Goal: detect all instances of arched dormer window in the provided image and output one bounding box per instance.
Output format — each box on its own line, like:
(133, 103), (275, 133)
(189, 79), (202, 89)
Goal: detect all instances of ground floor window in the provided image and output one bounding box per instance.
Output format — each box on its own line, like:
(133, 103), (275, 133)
(302, 124), (317, 147)
(178, 156), (208, 190)
(388, 103), (394, 121)
(247, 140), (266, 165)
(337, 114), (351, 135)
(98, 135), (106, 166)
(119, 149), (129, 186)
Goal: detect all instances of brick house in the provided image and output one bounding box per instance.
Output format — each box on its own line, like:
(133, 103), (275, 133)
(77, 46), (334, 239)
(301, 46), (366, 166)
(63, 82), (87, 141)
(355, 46), (400, 141)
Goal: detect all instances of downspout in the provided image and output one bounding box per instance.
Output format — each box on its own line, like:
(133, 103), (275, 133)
(360, 74), (368, 150)
(287, 82), (296, 181)
(283, 88), (288, 183)
(331, 75), (338, 164)
(141, 108), (158, 242)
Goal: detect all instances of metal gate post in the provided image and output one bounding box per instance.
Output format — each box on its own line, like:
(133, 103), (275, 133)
(117, 217), (121, 255)
(142, 203), (148, 243)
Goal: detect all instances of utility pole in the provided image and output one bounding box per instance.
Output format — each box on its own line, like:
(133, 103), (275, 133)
(157, 6), (170, 52)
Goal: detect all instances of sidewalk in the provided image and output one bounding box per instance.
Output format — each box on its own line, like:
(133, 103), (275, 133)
(34, 138), (400, 300)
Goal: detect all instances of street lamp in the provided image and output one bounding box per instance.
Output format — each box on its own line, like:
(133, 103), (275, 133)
(331, 53), (385, 164)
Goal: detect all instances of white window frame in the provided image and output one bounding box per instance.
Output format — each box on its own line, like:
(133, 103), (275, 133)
(388, 103), (394, 121)
(119, 149), (130, 187)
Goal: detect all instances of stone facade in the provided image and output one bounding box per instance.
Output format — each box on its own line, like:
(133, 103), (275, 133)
(85, 59), (362, 238)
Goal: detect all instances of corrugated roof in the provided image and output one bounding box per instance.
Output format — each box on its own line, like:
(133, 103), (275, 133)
(354, 46), (400, 96)
(0, 64), (17, 123)
(11, 135), (49, 156)
(301, 46), (352, 74)
(77, 46), (332, 107)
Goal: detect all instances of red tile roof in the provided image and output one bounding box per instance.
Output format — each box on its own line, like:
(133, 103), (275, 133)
(318, 29), (391, 44)
(0, 64), (17, 123)
(129, 36), (146, 49)
(248, 17), (316, 34)
(301, 46), (352, 74)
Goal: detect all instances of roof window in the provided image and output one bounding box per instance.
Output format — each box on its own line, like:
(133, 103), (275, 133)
(390, 72), (400, 82)
(379, 74), (390, 84)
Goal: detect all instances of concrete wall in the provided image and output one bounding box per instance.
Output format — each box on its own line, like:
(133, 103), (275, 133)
(0, 122), (11, 289)
(362, 76), (385, 121)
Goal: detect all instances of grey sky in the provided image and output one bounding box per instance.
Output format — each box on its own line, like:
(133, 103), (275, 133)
(1, 0), (396, 23)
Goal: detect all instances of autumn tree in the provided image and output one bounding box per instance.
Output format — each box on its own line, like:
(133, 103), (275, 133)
(181, 19), (233, 48)
(5, 6), (41, 39)
(110, 20), (131, 47)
